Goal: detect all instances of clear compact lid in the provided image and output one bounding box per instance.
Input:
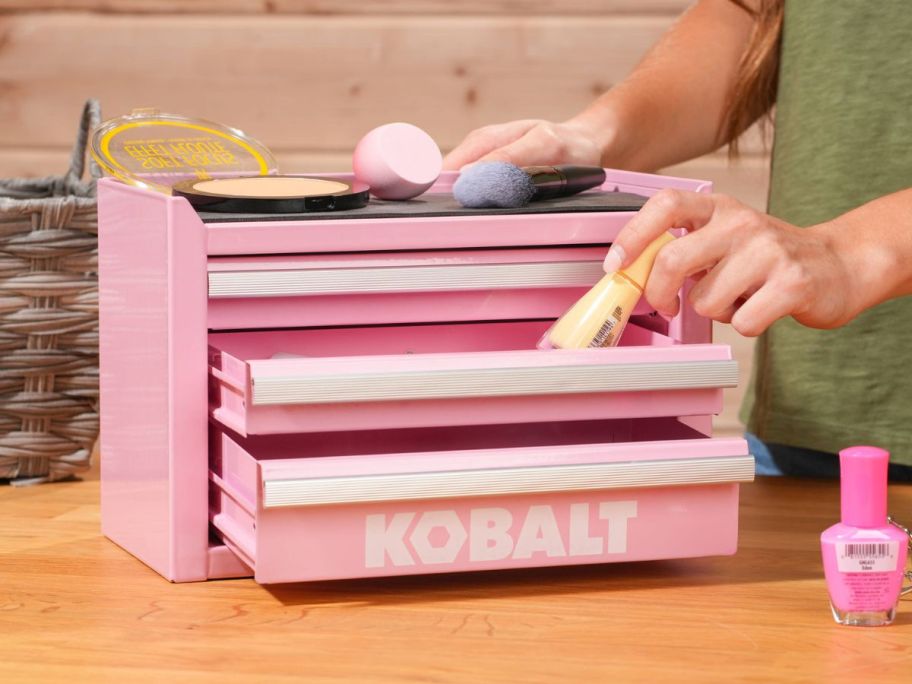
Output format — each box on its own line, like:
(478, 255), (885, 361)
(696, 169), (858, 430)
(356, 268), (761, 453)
(90, 108), (278, 194)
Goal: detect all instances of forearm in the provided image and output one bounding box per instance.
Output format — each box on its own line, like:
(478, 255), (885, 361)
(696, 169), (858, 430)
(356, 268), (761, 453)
(568, 0), (756, 172)
(816, 187), (912, 319)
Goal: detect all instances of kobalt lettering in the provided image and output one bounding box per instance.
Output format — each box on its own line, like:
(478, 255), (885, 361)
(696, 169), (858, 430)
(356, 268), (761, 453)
(364, 501), (638, 568)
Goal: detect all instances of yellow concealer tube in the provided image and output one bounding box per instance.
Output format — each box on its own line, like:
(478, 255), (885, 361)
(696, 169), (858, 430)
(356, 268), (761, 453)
(541, 232), (675, 349)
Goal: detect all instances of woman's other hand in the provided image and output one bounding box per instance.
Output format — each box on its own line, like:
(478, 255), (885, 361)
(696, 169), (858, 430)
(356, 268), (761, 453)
(442, 119), (605, 171)
(604, 190), (864, 336)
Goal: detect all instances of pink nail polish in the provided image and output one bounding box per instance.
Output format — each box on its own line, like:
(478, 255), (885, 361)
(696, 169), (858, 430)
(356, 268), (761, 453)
(820, 446), (909, 626)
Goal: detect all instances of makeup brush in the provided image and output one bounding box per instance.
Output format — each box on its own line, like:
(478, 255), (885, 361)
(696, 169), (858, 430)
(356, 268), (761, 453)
(453, 162), (606, 208)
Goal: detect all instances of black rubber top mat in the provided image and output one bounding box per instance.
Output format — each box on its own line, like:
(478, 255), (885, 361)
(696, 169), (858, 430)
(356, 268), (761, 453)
(197, 190), (648, 223)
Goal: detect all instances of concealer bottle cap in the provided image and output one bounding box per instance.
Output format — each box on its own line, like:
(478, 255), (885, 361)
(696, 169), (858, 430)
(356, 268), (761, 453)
(619, 231), (675, 290)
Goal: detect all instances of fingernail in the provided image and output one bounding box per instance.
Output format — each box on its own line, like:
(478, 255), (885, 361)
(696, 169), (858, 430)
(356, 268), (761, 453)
(603, 245), (625, 273)
(459, 162), (477, 172)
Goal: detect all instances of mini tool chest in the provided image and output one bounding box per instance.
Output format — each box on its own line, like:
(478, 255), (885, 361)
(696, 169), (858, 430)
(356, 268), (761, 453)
(98, 169), (752, 583)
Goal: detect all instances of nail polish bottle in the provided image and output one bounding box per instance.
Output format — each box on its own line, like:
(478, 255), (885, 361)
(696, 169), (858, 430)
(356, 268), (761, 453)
(820, 446), (908, 626)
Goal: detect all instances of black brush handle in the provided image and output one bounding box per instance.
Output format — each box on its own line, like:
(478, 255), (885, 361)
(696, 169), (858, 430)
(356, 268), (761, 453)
(523, 165), (606, 201)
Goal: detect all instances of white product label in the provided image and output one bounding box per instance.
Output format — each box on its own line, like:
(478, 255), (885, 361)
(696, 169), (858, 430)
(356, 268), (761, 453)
(835, 541), (900, 573)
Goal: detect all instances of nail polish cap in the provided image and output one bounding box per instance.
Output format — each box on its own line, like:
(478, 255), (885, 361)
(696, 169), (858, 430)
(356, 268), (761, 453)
(619, 232), (675, 291)
(840, 445), (889, 528)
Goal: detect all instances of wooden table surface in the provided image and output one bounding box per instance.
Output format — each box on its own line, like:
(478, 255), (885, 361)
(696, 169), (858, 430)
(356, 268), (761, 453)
(1, 474), (910, 683)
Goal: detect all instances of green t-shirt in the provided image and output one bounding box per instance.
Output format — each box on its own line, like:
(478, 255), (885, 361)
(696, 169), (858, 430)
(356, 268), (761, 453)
(741, 0), (912, 466)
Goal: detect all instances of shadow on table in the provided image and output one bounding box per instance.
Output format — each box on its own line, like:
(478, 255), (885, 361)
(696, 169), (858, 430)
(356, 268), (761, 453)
(263, 545), (824, 609)
(262, 478), (846, 607)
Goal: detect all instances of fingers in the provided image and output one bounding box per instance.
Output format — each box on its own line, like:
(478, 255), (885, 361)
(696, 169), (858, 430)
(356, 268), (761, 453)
(442, 120), (542, 171)
(477, 123), (583, 168)
(608, 191), (779, 325)
(682, 257), (766, 325)
(444, 119), (603, 170)
(603, 189), (717, 272)
(730, 282), (796, 337)
(595, 187), (837, 336)
(643, 227), (732, 316)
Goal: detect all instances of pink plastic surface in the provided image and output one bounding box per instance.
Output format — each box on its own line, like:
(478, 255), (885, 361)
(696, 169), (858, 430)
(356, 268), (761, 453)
(206, 246), (653, 330)
(99, 179), (210, 582)
(97, 165), (743, 585)
(207, 321), (729, 436)
(209, 289), (607, 331)
(207, 543), (253, 579)
(210, 421), (748, 583)
(214, 484), (742, 583)
(353, 122), (442, 200)
(227, 418), (744, 478)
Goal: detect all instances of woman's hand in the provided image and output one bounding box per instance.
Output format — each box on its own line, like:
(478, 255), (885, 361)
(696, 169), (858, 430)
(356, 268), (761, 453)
(605, 189), (865, 337)
(442, 119), (605, 171)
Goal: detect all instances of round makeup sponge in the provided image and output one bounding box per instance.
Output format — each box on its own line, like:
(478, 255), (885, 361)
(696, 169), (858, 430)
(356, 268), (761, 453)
(353, 122), (442, 200)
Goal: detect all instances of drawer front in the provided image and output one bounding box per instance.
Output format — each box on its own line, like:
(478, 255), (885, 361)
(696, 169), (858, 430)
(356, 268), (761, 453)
(208, 249), (608, 298)
(209, 422), (753, 583)
(207, 247), (620, 330)
(208, 321), (737, 436)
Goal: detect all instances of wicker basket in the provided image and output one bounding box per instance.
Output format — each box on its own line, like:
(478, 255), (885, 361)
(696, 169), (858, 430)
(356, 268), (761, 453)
(0, 100), (102, 485)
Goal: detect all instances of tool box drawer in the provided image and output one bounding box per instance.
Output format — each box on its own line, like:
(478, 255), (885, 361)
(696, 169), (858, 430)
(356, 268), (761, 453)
(205, 247), (648, 330)
(208, 320), (738, 436)
(209, 417), (753, 583)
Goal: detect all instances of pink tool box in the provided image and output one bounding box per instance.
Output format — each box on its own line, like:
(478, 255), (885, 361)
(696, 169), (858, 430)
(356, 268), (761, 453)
(98, 170), (753, 584)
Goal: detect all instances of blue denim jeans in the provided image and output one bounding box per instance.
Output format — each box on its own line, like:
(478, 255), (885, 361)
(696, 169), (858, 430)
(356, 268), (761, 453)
(746, 433), (912, 482)
(746, 432), (784, 476)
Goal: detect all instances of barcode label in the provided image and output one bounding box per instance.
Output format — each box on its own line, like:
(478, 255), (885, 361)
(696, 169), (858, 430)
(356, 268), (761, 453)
(836, 541), (899, 572)
(844, 543), (891, 558)
(589, 306), (626, 348)
(590, 319), (616, 347)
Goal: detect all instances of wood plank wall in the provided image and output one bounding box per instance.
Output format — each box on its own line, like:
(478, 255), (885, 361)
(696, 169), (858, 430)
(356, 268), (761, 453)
(0, 0), (765, 435)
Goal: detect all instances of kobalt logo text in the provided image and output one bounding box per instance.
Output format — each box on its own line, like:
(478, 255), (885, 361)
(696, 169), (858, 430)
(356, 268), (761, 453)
(365, 501), (637, 568)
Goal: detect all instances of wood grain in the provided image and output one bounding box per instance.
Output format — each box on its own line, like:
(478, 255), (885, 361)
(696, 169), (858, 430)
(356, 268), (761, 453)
(0, 1), (692, 16)
(0, 13), (672, 150)
(1, 476), (909, 683)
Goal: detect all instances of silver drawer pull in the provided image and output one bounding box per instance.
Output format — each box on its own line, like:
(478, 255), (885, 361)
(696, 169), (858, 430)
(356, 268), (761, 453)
(209, 261), (605, 298)
(262, 455), (756, 508)
(251, 360), (739, 405)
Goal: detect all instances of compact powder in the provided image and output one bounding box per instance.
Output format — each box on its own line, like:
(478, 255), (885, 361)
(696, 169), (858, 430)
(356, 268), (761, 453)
(172, 175), (370, 214)
(191, 177), (351, 198)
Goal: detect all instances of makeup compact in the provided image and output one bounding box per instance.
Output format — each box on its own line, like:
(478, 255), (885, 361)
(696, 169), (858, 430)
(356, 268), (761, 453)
(172, 176), (369, 213)
(90, 109), (368, 213)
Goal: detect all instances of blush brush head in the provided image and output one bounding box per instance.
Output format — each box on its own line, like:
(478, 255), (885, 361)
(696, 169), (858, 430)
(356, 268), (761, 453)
(452, 161), (536, 208)
(453, 161), (606, 209)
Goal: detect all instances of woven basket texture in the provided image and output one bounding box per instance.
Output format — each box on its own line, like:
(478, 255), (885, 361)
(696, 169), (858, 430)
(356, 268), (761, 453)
(0, 100), (101, 485)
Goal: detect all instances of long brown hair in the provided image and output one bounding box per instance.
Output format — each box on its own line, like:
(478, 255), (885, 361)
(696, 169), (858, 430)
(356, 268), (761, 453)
(721, 0), (784, 153)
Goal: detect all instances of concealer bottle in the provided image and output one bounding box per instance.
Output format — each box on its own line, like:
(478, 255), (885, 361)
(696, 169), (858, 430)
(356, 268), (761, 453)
(540, 232), (675, 349)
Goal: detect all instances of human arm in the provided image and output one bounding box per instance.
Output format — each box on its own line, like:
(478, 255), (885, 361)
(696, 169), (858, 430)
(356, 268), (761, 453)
(442, 0), (757, 171)
(603, 188), (912, 337)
